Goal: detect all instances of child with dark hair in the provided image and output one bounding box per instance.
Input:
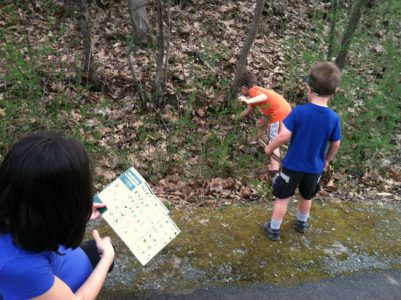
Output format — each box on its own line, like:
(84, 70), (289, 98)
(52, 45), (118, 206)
(0, 133), (114, 299)
(237, 70), (292, 179)
(262, 61), (342, 241)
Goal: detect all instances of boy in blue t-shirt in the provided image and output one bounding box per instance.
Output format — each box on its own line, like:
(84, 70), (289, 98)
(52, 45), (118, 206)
(261, 61), (342, 241)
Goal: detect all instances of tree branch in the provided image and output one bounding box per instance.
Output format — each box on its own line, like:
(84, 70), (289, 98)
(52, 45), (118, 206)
(327, 0), (338, 60)
(335, 0), (368, 69)
(229, 0), (266, 99)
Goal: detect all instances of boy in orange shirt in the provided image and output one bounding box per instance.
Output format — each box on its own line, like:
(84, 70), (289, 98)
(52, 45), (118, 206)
(238, 70), (291, 178)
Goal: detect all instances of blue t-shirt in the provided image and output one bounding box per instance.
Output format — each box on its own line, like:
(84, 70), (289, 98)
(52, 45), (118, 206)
(282, 103), (341, 174)
(0, 234), (93, 299)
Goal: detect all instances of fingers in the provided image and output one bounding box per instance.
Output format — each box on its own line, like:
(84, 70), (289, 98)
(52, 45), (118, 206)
(92, 230), (114, 261)
(92, 229), (111, 244)
(92, 229), (102, 242)
(93, 202), (106, 208)
(90, 210), (101, 220)
(90, 202), (106, 220)
(324, 160), (330, 172)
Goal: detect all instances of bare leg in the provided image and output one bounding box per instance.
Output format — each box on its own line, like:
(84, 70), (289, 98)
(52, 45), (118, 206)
(256, 119), (267, 141)
(297, 194), (312, 215)
(271, 197), (291, 221)
(268, 121), (281, 172)
(295, 194), (312, 233)
(270, 146), (280, 171)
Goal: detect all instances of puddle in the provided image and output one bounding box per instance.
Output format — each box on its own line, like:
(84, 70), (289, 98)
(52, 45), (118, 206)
(94, 200), (401, 298)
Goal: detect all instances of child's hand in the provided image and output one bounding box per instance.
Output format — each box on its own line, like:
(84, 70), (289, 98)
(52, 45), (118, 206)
(92, 229), (115, 262)
(90, 202), (106, 220)
(264, 146), (271, 156)
(238, 96), (248, 103)
(324, 160), (332, 172)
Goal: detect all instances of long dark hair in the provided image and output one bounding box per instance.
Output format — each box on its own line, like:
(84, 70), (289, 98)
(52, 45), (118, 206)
(0, 133), (93, 252)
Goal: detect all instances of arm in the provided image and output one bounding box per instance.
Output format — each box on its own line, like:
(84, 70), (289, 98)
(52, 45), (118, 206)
(239, 105), (254, 119)
(75, 232), (114, 299)
(264, 125), (292, 156)
(238, 94), (267, 105)
(32, 230), (114, 300)
(324, 140), (341, 169)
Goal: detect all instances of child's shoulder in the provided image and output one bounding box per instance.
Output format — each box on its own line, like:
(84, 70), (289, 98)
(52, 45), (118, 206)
(294, 103), (340, 120)
(291, 103), (310, 112)
(294, 102), (333, 111)
(249, 85), (267, 97)
(249, 85), (265, 93)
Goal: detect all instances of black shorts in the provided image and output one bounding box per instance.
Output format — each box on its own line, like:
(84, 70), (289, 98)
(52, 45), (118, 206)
(272, 168), (321, 200)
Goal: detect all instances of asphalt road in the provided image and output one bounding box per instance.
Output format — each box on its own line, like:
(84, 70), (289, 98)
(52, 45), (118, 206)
(100, 270), (401, 300)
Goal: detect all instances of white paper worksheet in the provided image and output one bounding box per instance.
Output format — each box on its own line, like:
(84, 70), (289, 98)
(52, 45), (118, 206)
(94, 167), (180, 265)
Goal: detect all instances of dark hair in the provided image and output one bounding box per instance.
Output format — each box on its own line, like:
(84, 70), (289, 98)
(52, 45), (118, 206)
(0, 133), (93, 252)
(306, 61), (341, 96)
(238, 70), (257, 88)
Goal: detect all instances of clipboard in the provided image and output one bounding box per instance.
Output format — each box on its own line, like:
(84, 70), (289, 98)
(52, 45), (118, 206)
(94, 167), (180, 265)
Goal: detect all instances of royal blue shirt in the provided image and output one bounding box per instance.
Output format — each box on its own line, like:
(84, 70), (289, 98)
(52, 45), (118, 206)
(0, 233), (93, 299)
(282, 103), (341, 174)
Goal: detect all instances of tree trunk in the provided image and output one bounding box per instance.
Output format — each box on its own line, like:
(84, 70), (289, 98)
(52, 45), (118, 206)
(128, 0), (151, 46)
(163, 0), (171, 87)
(126, 46), (147, 105)
(78, 0), (102, 90)
(335, 0), (368, 69)
(327, 0), (339, 60)
(229, 0), (266, 99)
(153, 0), (165, 108)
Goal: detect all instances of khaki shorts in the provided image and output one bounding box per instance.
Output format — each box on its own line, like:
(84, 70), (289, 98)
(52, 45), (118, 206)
(259, 116), (281, 142)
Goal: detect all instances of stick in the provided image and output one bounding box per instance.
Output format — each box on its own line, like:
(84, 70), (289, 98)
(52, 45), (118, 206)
(258, 139), (281, 163)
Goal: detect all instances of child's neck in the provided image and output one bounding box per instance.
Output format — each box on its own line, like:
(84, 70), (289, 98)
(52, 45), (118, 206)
(309, 94), (330, 107)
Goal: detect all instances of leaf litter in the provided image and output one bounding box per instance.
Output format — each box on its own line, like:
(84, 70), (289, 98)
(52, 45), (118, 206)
(0, 0), (400, 209)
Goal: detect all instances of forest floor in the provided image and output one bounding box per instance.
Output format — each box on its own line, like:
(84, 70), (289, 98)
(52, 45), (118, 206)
(0, 0), (400, 209)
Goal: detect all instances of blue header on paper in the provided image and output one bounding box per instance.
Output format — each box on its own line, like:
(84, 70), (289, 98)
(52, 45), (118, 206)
(119, 168), (142, 191)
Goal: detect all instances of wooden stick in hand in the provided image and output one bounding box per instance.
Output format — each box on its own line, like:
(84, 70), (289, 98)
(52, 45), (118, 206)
(258, 139), (281, 163)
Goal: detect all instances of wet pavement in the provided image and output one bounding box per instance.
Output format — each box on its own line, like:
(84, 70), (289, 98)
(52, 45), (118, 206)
(91, 199), (401, 299)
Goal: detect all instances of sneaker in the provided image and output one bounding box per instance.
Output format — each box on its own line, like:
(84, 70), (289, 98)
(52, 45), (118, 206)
(294, 220), (309, 234)
(260, 222), (280, 241)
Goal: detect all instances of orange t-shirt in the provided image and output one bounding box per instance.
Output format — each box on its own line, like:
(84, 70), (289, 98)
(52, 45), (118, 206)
(249, 86), (291, 123)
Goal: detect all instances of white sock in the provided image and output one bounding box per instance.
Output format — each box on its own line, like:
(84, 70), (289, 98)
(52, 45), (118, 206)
(296, 211), (309, 223)
(270, 219), (282, 230)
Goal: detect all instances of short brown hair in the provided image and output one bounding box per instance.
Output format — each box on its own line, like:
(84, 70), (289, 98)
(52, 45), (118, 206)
(238, 70), (257, 88)
(307, 62), (341, 96)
